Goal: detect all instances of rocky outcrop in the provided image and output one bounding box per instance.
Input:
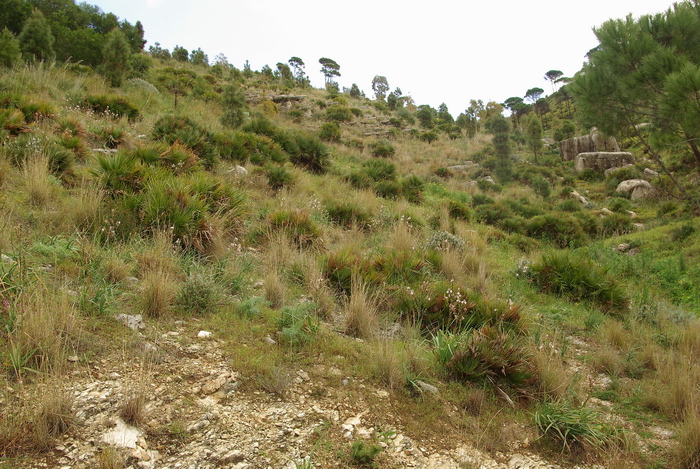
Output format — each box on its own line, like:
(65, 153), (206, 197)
(574, 152), (635, 174)
(616, 179), (657, 200)
(560, 129), (620, 161)
(270, 94), (306, 103)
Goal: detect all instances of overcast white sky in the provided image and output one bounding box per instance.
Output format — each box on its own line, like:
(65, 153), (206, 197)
(92, 0), (677, 116)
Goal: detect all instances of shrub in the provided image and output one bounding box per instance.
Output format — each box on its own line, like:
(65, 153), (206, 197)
(319, 121), (341, 142)
(435, 325), (531, 386)
(278, 302), (319, 348)
(97, 126), (126, 149)
(91, 151), (143, 195)
(534, 400), (609, 451)
(291, 132), (330, 173)
(426, 231), (466, 251)
(600, 213), (632, 237)
(266, 165), (294, 190)
(369, 140), (395, 158)
(419, 131), (438, 144)
(140, 179), (211, 249)
(578, 168), (603, 182)
(447, 200), (473, 221)
(221, 131), (287, 165)
(152, 115), (218, 169)
(671, 223), (696, 242)
(526, 214), (586, 248)
(83, 95), (140, 120)
(529, 251), (629, 314)
(471, 193), (494, 206)
(176, 273), (221, 315)
(326, 201), (372, 229)
(325, 104), (353, 122)
(362, 158), (396, 181)
(268, 209), (322, 247)
(530, 176), (551, 198)
(401, 175), (425, 204)
(606, 197), (632, 213)
(374, 180), (401, 200)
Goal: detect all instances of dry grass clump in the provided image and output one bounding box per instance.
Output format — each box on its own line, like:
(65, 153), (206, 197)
(600, 320), (631, 351)
(659, 363), (700, 421)
(63, 179), (104, 232)
(96, 446), (125, 469)
(263, 271), (286, 309)
(23, 153), (54, 206)
(673, 411), (700, 469)
(120, 387), (147, 426)
(18, 292), (80, 374)
(102, 254), (132, 284)
(138, 270), (176, 317)
(591, 347), (624, 377)
(532, 347), (570, 400)
(33, 386), (76, 449)
(134, 231), (180, 276)
(0, 383), (75, 453)
(343, 278), (379, 340)
(255, 364), (293, 396)
(366, 340), (404, 389)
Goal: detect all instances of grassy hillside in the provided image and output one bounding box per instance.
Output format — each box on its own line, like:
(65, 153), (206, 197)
(0, 58), (699, 468)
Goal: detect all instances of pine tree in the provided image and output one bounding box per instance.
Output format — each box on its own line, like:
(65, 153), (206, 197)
(524, 114), (544, 163)
(101, 28), (132, 87)
(491, 115), (512, 183)
(220, 82), (248, 128)
(0, 28), (21, 68)
(18, 9), (55, 63)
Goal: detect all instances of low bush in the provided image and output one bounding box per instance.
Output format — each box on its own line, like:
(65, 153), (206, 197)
(290, 132), (330, 173)
(152, 115), (218, 169)
(434, 324), (531, 386)
(325, 104), (353, 122)
(319, 121), (341, 142)
(268, 209), (322, 248)
(83, 95), (140, 120)
(326, 201), (373, 229)
(534, 400), (610, 451)
(369, 140), (395, 158)
(526, 213), (586, 248)
(266, 165), (294, 190)
(528, 251), (629, 314)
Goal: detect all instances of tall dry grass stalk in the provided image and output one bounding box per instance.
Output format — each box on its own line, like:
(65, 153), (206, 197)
(532, 347), (569, 400)
(139, 270), (176, 317)
(344, 277), (378, 340)
(65, 178), (104, 232)
(19, 292), (80, 374)
(23, 153), (54, 206)
(135, 231), (180, 275)
(264, 271), (286, 309)
(367, 340), (403, 389)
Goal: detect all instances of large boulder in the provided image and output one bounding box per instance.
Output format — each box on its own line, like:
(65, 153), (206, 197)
(616, 179), (656, 200)
(560, 128), (620, 161)
(574, 152), (635, 174)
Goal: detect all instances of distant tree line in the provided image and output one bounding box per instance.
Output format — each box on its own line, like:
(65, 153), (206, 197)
(0, 0), (145, 67)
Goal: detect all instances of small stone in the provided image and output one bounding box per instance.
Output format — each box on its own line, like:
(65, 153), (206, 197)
(415, 380), (439, 395)
(197, 331), (212, 339)
(219, 450), (245, 464)
(265, 336), (277, 345)
(115, 314), (145, 331)
(613, 243), (630, 253)
(67, 355), (78, 363)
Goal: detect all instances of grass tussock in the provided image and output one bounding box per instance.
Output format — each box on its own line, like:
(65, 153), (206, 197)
(138, 270), (176, 317)
(343, 278), (379, 340)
